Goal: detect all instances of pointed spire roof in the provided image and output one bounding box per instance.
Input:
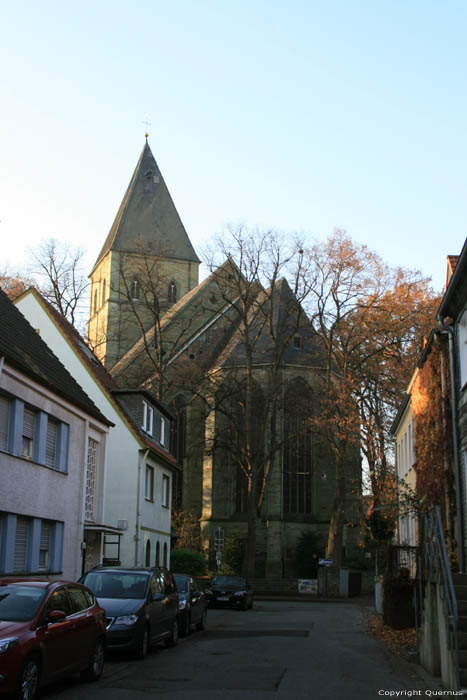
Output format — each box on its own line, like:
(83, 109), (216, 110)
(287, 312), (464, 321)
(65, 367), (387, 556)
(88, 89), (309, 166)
(92, 141), (200, 273)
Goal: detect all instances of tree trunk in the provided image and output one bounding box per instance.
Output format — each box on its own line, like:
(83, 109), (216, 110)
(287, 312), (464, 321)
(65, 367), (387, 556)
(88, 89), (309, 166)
(326, 451), (346, 567)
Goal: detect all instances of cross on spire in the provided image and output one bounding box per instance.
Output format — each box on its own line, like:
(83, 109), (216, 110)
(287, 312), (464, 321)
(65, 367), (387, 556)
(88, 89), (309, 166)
(142, 113), (151, 140)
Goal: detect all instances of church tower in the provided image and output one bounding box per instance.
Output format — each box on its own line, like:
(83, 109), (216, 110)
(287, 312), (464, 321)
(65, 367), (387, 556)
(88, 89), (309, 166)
(87, 140), (200, 368)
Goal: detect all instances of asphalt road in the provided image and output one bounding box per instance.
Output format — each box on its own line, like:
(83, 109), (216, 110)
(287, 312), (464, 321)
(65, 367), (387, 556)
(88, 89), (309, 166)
(40, 600), (439, 700)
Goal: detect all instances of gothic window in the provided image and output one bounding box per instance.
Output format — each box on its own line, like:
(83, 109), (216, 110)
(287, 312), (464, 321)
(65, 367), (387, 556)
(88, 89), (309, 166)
(155, 541), (160, 566)
(145, 540), (151, 567)
(101, 279), (106, 306)
(283, 379), (313, 514)
(163, 542), (168, 567)
(168, 281), (177, 304)
(131, 278), (140, 302)
(93, 287), (98, 314)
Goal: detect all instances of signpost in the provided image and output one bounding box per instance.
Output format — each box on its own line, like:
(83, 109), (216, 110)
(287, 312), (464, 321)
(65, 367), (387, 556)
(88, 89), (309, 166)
(214, 527), (224, 572)
(318, 558), (333, 566)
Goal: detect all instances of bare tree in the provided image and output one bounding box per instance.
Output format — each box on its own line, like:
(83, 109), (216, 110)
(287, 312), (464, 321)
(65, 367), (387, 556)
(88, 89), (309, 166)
(28, 238), (89, 329)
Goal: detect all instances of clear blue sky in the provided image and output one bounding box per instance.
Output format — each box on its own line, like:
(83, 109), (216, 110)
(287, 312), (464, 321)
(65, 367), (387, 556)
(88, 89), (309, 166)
(1, 0), (466, 291)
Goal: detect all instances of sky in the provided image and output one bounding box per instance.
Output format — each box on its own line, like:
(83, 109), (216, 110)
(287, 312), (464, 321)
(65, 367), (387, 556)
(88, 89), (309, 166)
(1, 0), (466, 292)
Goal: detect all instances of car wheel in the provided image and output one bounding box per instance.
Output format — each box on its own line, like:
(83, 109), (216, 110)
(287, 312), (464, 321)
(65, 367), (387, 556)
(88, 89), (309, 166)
(134, 625), (150, 659)
(15, 656), (40, 700)
(179, 611), (190, 637)
(165, 618), (179, 647)
(196, 608), (207, 631)
(81, 638), (105, 681)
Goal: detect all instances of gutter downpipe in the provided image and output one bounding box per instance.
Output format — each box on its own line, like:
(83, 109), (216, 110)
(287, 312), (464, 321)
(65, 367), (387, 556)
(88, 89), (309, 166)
(439, 323), (464, 573)
(135, 449), (150, 566)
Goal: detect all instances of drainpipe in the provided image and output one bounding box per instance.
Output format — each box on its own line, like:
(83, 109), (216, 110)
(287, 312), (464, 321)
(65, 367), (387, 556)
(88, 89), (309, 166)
(135, 449), (149, 566)
(439, 322), (464, 573)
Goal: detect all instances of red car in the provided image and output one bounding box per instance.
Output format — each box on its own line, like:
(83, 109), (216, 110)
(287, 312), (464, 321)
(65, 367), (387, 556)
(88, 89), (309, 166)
(0, 579), (106, 700)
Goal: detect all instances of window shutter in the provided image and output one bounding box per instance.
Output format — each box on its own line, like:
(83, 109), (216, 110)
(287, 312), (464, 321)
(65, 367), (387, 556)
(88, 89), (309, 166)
(14, 517), (30, 571)
(0, 396), (10, 451)
(45, 419), (57, 468)
(23, 409), (35, 439)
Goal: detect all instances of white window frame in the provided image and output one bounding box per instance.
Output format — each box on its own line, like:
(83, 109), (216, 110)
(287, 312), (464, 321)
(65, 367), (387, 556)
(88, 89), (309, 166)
(162, 474), (170, 508)
(160, 416), (166, 447)
(145, 465), (154, 501)
(142, 401), (154, 436)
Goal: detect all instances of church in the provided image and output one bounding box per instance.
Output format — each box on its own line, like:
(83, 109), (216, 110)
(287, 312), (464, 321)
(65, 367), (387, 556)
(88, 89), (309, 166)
(86, 139), (361, 578)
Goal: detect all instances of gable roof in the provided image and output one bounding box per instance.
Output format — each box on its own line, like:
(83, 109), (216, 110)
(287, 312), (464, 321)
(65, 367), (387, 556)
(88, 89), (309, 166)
(0, 288), (111, 425)
(14, 288), (176, 468)
(91, 141), (200, 273)
(215, 278), (327, 369)
(110, 257), (243, 380)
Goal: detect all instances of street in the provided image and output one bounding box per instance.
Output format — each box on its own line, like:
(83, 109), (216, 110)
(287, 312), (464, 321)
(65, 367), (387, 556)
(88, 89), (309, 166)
(39, 600), (439, 700)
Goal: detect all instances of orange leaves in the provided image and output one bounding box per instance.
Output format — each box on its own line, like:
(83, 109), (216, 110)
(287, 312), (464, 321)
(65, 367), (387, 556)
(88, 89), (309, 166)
(364, 612), (417, 660)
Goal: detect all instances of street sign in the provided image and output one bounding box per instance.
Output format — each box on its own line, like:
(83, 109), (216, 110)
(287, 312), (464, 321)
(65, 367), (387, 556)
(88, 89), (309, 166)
(214, 527), (224, 552)
(318, 558), (333, 566)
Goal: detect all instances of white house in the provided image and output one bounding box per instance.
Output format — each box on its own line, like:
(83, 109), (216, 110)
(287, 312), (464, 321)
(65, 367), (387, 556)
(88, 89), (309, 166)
(0, 289), (112, 580)
(15, 289), (178, 571)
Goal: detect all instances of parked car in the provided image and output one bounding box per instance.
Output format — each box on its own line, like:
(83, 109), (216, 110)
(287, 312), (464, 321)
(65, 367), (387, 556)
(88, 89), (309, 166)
(80, 567), (179, 658)
(173, 574), (208, 636)
(205, 575), (254, 610)
(0, 579), (106, 700)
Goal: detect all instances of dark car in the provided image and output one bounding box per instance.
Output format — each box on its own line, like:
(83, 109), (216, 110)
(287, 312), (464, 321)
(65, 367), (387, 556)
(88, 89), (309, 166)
(205, 575), (254, 610)
(173, 574), (208, 636)
(0, 579), (106, 700)
(81, 567), (179, 658)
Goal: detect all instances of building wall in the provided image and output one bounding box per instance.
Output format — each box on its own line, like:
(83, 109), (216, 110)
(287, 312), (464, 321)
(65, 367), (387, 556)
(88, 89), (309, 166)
(394, 402), (417, 547)
(0, 363), (91, 580)
(16, 293), (173, 569)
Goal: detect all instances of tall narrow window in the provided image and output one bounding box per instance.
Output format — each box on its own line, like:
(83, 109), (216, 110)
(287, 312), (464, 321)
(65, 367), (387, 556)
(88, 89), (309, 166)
(162, 475), (170, 507)
(163, 542), (168, 567)
(168, 281), (177, 304)
(45, 418), (58, 468)
(22, 408), (36, 459)
(39, 521), (51, 569)
(145, 540), (151, 567)
(160, 417), (166, 447)
(86, 438), (98, 522)
(155, 541), (160, 566)
(93, 288), (98, 313)
(142, 401), (153, 435)
(283, 379), (313, 515)
(145, 466), (154, 501)
(101, 279), (106, 305)
(0, 395), (10, 451)
(131, 278), (140, 302)
(14, 517), (30, 572)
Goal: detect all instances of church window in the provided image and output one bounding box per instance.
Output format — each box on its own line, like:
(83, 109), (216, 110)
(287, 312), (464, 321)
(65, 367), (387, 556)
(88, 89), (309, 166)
(283, 379), (313, 514)
(142, 401), (153, 436)
(293, 335), (302, 349)
(131, 278), (140, 302)
(168, 281), (177, 304)
(145, 540), (151, 567)
(93, 288), (98, 314)
(101, 279), (106, 306)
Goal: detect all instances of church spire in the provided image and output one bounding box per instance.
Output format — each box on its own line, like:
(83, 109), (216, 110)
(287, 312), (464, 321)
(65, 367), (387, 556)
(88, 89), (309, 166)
(91, 140), (200, 273)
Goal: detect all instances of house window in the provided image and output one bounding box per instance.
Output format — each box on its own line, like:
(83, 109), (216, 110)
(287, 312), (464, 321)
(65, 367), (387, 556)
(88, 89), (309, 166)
(160, 417), (166, 447)
(14, 517), (30, 572)
(162, 475), (170, 507)
(86, 438), (98, 521)
(168, 281), (177, 304)
(142, 401), (154, 436)
(22, 408), (36, 459)
(145, 466), (154, 501)
(131, 278), (140, 302)
(0, 395), (10, 451)
(39, 521), (51, 569)
(45, 418), (58, 468)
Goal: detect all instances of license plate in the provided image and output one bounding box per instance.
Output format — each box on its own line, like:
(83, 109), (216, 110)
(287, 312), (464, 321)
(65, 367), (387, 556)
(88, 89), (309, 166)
(217, 596), (229, 601)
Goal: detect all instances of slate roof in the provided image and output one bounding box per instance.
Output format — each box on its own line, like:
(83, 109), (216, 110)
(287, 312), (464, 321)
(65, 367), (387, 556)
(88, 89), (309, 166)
(14, 289), (175, 467)
(0, 288), (111, 425)
(215, 278), (327, 369)
(92, 141), (200, 273)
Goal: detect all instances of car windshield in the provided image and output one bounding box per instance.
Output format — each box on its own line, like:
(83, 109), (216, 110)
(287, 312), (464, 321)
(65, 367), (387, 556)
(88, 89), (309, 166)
(212, 576), (246, 587)
(0, 585), (47, 621)
(83, 572), (149, 599)
(173, 574), (188, 593)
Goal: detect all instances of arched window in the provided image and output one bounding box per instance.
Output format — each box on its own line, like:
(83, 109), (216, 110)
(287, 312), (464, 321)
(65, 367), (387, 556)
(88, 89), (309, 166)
(283, 378), (313, 514)
(168, 281), (177, 304)
(101, 279), (106, 306)
(93, 288), (98, 314)
(145, 539), (151, 566)
(131, 278), (140, 302)
(155, 541), (160, 566)
(163, 542), (168, 567)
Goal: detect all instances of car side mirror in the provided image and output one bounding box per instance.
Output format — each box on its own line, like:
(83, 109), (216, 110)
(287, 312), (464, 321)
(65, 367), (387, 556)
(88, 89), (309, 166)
(48, 610), (67, 623)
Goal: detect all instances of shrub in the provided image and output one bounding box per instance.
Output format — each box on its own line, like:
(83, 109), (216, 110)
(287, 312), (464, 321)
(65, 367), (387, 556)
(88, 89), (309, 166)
(170, 548), (207, 576)
(222, 535), (245, 575)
